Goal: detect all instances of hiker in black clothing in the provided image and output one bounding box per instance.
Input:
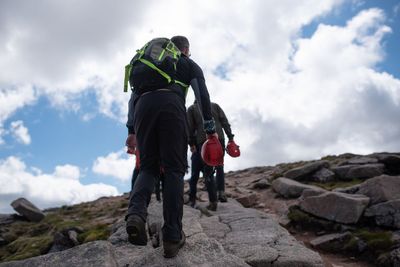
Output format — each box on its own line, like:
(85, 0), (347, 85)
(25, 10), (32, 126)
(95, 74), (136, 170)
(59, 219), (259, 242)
(187, 101), (235, 210)
(125, 36), (216, 258)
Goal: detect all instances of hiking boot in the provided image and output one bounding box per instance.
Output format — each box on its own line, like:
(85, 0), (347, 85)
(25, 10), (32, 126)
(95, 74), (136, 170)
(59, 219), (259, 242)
(206, 201), (217, 211)
(218, 191), (227, 202)
(126, 214), (147, 246)
(163, 231), (186, 258)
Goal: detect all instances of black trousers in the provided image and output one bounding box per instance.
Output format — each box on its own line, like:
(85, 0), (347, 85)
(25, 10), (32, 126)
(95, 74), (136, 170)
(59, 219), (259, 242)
(127, 91), (187, 242)
(189, 144), (217, 203)
(215, 165), (225, 191)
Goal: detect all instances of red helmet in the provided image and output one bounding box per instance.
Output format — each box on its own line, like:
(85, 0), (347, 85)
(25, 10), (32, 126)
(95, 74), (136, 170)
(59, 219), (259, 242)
(201, 136), (224, 166)
(226, 140), (240, 158)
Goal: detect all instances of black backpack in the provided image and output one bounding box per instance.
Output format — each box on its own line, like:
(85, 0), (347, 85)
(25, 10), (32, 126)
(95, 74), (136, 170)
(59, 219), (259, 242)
(124, 38), (187, 93)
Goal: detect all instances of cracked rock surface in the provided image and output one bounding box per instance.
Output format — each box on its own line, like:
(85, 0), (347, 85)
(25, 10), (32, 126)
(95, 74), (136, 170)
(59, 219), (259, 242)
(0, 199), (323, 267)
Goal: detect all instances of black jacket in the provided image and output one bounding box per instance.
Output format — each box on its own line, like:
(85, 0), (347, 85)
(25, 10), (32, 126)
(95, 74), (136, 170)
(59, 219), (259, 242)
(187, 102), (234, 146)
(126, 54), (213, 134)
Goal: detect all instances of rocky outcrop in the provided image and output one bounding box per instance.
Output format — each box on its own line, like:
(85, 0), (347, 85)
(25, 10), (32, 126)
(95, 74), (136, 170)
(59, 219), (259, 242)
(10, 198), (45, 222)
(299, 192), (370, 224)
(357, 175), (400, 205)
(0, 241), (117, 267)
(200, 200), (324, 267)
(272, 177), (325, 198)
(0, 199), (323, 267)
(333, 164), (385, 180)
(310, 232), (352, 252)
(364, 200), (400, 229)
(311, 168), (335, 182)
(345, 163), (385, 180)
(283, 160), (329, 181)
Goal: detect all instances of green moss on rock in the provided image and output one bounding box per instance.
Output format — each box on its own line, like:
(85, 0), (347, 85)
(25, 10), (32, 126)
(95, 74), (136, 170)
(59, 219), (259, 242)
(1, 235), (52, 262)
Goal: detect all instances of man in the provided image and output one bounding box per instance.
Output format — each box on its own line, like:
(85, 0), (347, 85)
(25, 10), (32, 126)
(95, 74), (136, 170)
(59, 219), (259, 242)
(125, 36), (216, 258)
(187, 101), (234, 209)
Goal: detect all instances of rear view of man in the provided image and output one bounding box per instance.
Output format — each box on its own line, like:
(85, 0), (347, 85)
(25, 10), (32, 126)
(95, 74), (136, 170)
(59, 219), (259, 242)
(187, 101), (235, 208)
(125, 36), (216, 258)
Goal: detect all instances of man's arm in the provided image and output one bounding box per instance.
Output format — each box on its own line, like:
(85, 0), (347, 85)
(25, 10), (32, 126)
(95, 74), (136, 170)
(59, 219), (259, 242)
(126, 92), (138, 153)
(216, 104), (234, 141)
(186, 106), (197, 148)
(189, 62), (215, 134)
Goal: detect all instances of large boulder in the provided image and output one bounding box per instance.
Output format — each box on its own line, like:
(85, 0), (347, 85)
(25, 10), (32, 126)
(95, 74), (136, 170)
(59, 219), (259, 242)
(345, 163), (385, 180)
(374, 153), (400, 174)
(299, 192), (370, 224)
(283, 160), (329, 181)
(364, 200), (400, 229)
(272, 177), (326, 198)
(10, 198), (45, 222)
(332, 163), (385, 181)
(331, 165), (354, 180)
(357, 175), (400, 205)
(310, 232), (352, 252)
(341, 156), (379, 165)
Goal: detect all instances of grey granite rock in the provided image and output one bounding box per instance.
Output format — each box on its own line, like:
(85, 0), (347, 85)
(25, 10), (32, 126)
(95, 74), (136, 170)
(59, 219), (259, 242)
(300, 192), (370, 224)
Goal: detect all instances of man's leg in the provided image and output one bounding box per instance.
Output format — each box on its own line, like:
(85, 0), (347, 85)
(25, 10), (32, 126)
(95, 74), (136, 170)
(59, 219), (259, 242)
(158, 93), (187, 257)
(189, 147), (203, 206)
(203, 164), (218, 210)
(216, 165), (227, 202)
(125, 95), (160, 246)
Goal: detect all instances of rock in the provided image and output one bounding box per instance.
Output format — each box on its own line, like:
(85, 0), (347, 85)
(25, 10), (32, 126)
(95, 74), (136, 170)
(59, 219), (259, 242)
(283, 160), (329, 181)
(299, 192), (370, 224)
(377, 247), (400, 267)
(10, 198), (45, 222)
(0, 214), (17, 225)
(109, 202), (250, 267)
(251, 178), (270, 189)
(364, 200), (400, 229)
(310, 232), (352, 252)
(236, 193), (258, 207)
(344, 156), (379, 165)
(301, 188), (327, 199)
(345, 163), (385, 180)
(48, 230), (79, 253)
(333, 184), (361, 194)
(374, 153), (400, 174)
(0, 241), (117, 267)
(358, 175), (400, 205)
(312, 168), (335, 182)
(272, 177), (326, 198)
(201, 200), (324, 266)
(331, 165), (354, 180)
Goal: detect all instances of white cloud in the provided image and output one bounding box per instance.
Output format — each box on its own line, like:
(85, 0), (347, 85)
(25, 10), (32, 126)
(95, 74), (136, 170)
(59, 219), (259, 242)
(10, 120), (31, 145)
(0, 0), (399, 172)
(92, 149), (135, 181)
(0, 156), (119, 213)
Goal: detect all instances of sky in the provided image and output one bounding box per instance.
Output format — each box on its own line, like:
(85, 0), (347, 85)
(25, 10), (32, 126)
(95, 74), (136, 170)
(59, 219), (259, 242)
(1, 0), (399, 213)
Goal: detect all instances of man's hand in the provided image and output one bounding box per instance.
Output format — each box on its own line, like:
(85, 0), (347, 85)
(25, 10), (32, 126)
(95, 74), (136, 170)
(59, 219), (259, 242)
(206, 132), (218, 139)
(126, 134), (137, 154)
(190, 145), (197, 153)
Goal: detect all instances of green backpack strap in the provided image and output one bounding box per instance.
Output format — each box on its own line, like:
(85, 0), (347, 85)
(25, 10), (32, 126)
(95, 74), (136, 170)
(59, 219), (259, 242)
(123, 64), (132, 92)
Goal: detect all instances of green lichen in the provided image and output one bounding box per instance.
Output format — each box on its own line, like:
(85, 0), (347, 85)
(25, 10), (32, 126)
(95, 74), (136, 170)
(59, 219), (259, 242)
(309, 179), (363, 190)
(355, 229), (394, 252)
(78, 224), (110, 243)
(1, 235), (52, 262)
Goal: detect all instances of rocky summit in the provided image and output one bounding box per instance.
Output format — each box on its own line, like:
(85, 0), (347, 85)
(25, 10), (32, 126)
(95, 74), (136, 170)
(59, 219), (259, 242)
(1, 151), (400, 266)
(1, 200), (323, 267)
